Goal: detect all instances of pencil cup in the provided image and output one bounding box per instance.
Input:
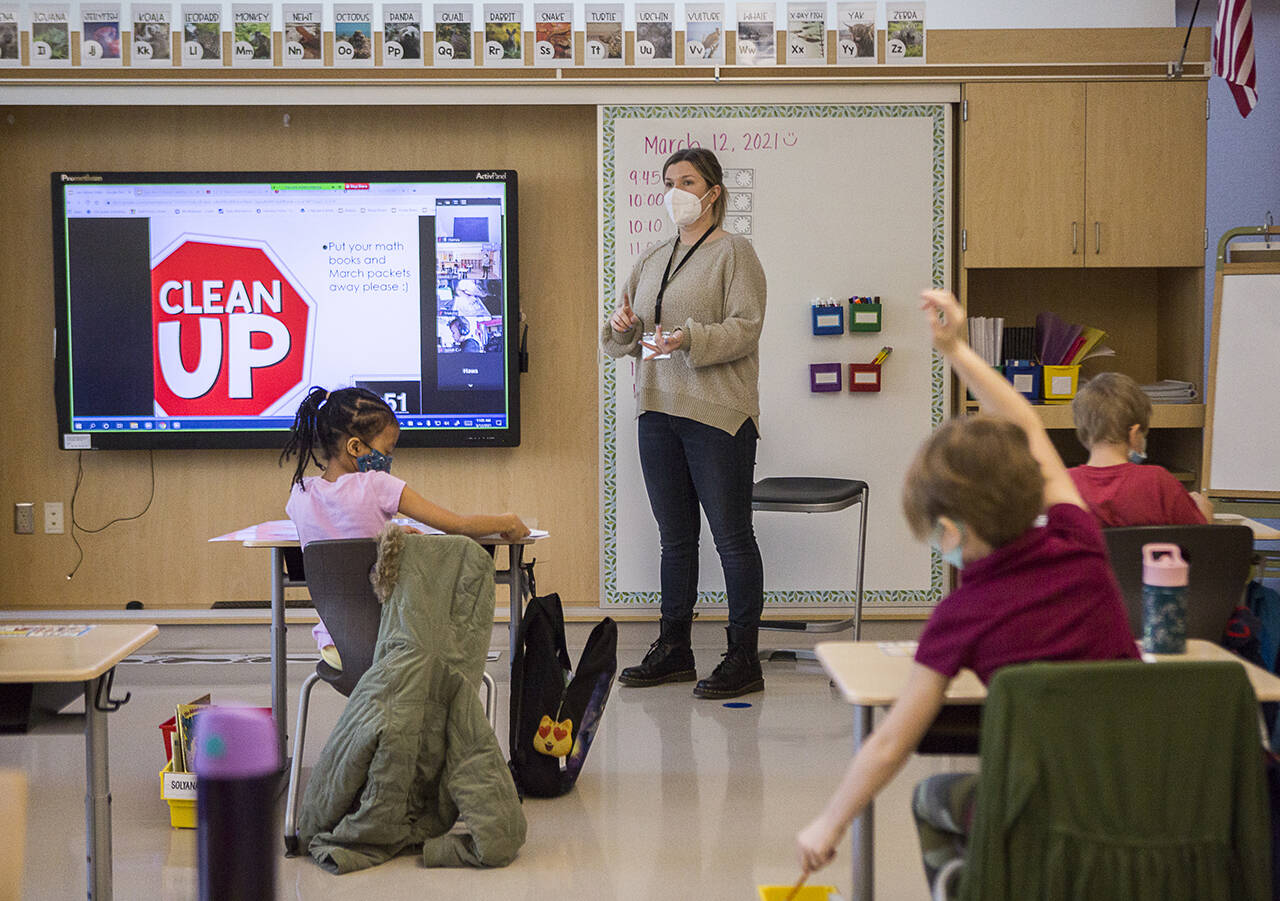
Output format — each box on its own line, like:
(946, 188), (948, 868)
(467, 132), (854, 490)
(847, 363), (881, 392)
(809, 363), (842, 392)
(195, 707), (281, 901)
(811, 304), (844, 336)
(847, 300), (882, 333)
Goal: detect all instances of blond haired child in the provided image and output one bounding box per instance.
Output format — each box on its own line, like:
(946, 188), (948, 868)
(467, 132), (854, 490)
(1068, 371), (1212, 527)
(795, 290), (1138, 898)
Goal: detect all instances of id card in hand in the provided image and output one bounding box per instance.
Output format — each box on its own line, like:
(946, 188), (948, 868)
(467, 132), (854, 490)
(641, 332), (671, 361)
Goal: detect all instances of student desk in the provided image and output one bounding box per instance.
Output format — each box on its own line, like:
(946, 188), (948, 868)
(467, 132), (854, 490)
(815, 638), (1280, 901)
(0, 623), (158, 901)
(211, 521), (544, 758)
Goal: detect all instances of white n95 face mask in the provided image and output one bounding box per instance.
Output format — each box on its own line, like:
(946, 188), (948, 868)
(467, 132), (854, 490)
(663, 187), (710, 227)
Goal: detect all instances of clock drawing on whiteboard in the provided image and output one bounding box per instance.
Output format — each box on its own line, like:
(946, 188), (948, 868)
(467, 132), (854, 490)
(725, 215), (752, 235)
(728, 191), (752, 212)
(725, 168), (754, 188)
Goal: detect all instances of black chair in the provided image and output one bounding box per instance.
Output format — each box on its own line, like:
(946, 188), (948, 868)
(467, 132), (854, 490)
(1102, 524), (1254, 643)
(752, 477), (869, 659)
(282, 538), (496, 853)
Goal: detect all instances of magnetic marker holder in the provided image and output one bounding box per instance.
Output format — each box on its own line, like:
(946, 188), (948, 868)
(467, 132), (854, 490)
(811, 298), (844, 336)
(848, 296), (882, 333)
(809, 362), (842, 392)
(847, 362), (882, 393)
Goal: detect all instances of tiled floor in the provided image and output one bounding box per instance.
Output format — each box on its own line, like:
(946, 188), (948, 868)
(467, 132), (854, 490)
(3, 634), (975, 900)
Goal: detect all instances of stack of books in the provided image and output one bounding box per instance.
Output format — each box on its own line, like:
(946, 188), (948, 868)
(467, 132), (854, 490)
(1140, 380), (1198, 404)
(967, 316), (1004, 366)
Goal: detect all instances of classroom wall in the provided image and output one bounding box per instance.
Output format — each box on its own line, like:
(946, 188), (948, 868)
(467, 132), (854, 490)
(1176, 0), (1280, 378)
(0, 105), (600, 610)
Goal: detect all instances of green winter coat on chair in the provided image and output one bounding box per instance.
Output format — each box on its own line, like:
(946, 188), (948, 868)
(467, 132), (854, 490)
(298, 530), (526, 872)
(961, 660), (1271, 901)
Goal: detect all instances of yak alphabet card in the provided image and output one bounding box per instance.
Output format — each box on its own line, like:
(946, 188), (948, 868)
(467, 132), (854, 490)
(835, 2), (876, 64)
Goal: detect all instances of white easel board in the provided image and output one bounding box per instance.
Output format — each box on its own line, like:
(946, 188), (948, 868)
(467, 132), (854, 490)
(598, 102), (951, 612)
(1204, 245), (1280, 499)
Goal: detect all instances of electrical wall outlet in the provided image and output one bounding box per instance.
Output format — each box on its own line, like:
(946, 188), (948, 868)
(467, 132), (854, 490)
(44, 501), (65, 534)
(14, 503), (34, 534)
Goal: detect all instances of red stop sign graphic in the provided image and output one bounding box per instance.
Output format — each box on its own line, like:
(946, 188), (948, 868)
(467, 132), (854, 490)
(151, 240), (313, 416)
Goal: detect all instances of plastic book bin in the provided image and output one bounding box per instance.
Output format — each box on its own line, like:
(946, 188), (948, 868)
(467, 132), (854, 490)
(160, 760), (197, 828)
(1041, 364), (1079, 402)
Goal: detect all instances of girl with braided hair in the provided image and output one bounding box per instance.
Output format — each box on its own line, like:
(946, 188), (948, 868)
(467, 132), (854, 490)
(281, 385), (528, 668)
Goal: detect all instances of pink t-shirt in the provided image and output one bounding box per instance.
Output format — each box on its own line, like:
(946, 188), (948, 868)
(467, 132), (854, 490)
(1068, 462), (1206, 528)
(915, 503), (1139, 685)
(285, 470), (406, 649)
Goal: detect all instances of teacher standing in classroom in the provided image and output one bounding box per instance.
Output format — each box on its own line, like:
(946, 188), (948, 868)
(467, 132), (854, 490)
(601, 147), (768, 700)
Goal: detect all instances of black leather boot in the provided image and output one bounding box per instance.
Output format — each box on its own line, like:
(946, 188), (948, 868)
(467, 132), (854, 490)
(693, 625), (764, 699)
(617, 618), (697, 686)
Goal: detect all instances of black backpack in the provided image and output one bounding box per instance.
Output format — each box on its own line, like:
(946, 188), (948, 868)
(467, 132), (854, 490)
(508, 566), (617, 798)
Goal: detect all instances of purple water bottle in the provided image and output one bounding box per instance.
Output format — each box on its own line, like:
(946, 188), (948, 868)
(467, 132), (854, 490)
(193, 707), (280, 901)
(1141, 542), (1189, 654)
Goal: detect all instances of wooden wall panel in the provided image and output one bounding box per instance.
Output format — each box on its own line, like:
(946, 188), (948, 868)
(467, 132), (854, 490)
(0, 104), (600, 610)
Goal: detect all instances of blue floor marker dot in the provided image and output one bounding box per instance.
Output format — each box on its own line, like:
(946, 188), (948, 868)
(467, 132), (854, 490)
(722, 702), (752, 708)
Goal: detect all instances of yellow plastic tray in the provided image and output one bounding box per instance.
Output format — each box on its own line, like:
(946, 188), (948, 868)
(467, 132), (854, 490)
(160, 759), (197, 829)
(757, 886), (840, 901)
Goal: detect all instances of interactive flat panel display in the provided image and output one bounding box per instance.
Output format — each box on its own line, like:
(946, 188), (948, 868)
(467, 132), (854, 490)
(52, 169), (519, 449)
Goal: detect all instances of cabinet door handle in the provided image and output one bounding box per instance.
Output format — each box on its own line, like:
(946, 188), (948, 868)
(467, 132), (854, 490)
(1072, 221), (1078, 255)
(1095, 221), (1101, 255)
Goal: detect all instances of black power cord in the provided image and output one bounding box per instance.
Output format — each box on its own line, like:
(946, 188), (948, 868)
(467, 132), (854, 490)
(67, 449), (156, 580)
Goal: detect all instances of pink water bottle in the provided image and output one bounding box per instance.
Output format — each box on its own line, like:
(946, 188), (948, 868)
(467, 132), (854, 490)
(1141, 543), (1189, 654)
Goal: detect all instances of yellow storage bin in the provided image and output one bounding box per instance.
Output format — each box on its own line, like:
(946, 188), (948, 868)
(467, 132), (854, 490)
(757, 886), (841, 900)
(1041, 364), (1080, 402)
(160, 760), (197, 829)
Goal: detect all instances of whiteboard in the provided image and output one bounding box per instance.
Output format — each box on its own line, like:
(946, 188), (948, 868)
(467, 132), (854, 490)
(598, 103), (950, 611)
(1205, 271), (1280, 498)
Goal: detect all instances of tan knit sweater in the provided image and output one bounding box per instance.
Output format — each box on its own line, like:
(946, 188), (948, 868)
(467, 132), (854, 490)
(600, 233), (766, 435)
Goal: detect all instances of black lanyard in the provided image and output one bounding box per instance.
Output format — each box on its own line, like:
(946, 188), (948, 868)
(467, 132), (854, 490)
(654, 225), (715, 327)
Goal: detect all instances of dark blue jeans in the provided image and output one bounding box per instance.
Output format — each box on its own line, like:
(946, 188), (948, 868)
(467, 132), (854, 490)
(637, 411), (763, 629)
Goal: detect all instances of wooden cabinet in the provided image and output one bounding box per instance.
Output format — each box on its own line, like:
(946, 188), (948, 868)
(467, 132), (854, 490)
(962, 81), (1206, 268)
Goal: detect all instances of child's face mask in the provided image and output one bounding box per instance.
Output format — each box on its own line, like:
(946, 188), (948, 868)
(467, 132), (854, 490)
(930, 521), (966, 570)
(356, 447), (393, 473)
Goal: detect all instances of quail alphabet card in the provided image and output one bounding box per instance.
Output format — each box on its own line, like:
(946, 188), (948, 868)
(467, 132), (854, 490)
(382, 3), (423, 65)
(632, 3), (673, 66)
(29, 3), (71, 65)
(835, 1), (875, 64)
(180, 2), (223, 66)
(231, 3), (273, 66)
(131, 3), (173, 66)
(683, 2), (722, 65)
(79, 2), (122, 65)
(433, 2), (472, 65)
(532, 3), (572, 66)
(281, 3), (322, 65)
(582, 3), (622, 66)
(481, 3), (522, 66)
(333, 2), (374, 66)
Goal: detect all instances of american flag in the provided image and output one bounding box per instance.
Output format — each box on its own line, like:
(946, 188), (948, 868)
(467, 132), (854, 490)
(1214, 0), (1258, 117)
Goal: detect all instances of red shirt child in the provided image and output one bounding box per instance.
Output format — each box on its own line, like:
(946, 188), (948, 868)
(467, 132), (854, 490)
(916, 502), (1138, 685)
(1068, 462), (1206, 528)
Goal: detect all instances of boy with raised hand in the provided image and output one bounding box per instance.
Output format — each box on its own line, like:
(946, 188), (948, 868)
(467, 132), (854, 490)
(795, 289), (1137, 898)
